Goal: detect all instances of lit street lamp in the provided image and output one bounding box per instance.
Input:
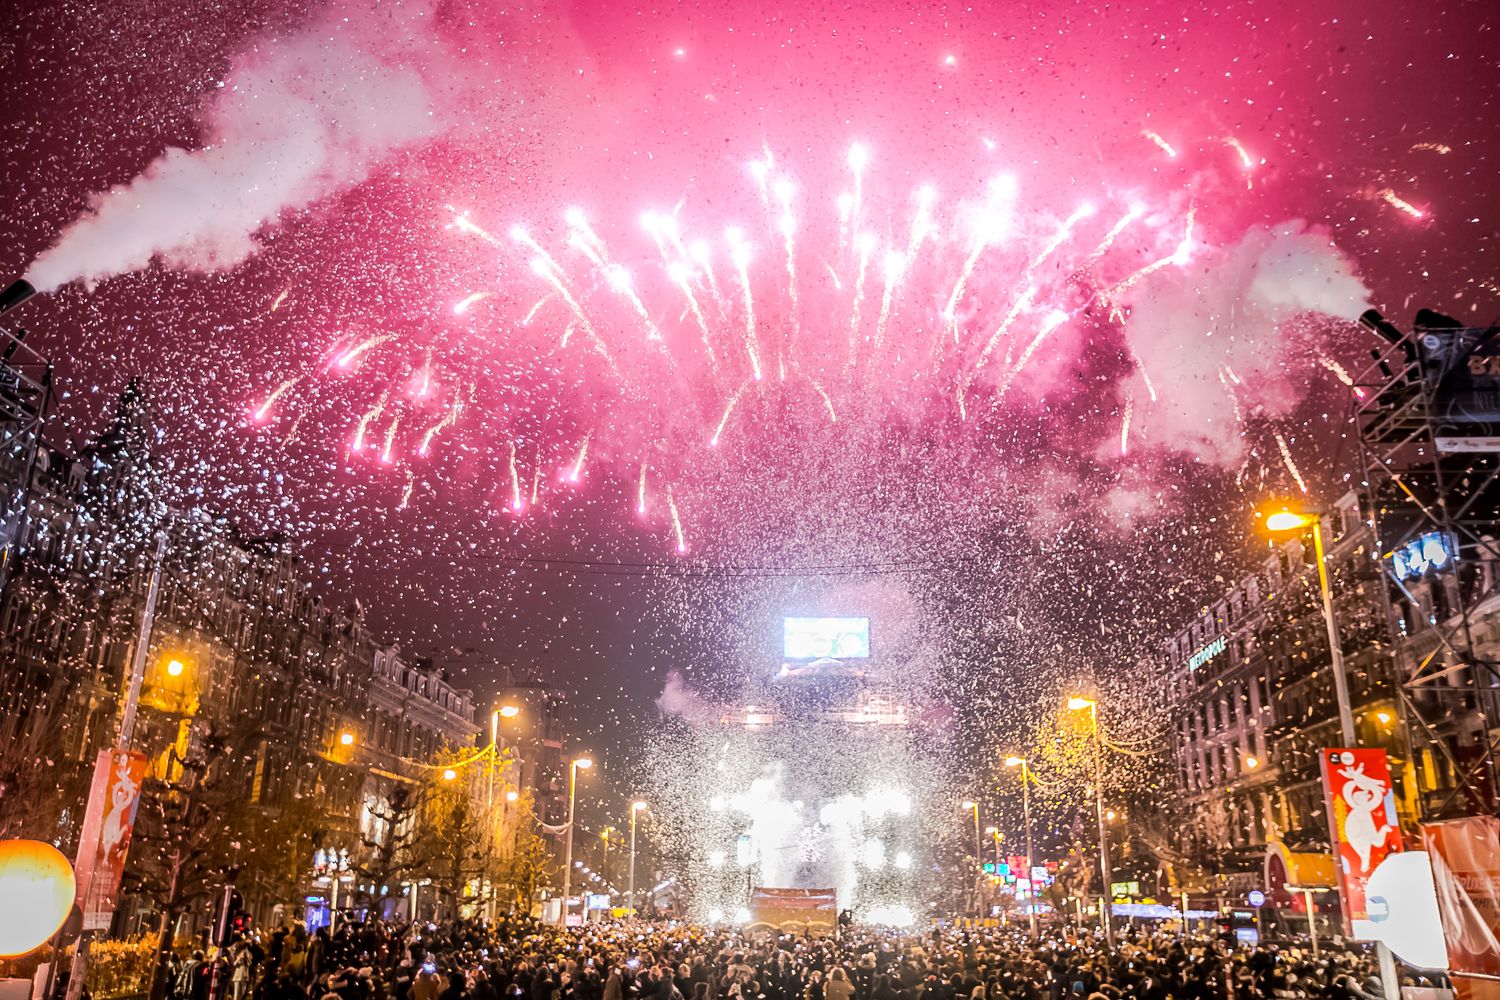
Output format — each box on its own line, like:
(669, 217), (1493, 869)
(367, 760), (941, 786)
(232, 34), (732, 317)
(560, 756), (592, 924)
(1259, 505), (1356, 745)
(629, 799), (647, 919)
(1004, 754), (1039, 937)
(960, 799), (981, 915)
(1067, 696), (1114, 949)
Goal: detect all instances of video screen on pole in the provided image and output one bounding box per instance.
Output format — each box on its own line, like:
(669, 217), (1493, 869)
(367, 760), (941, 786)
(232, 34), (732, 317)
(782, 617), (870, 660)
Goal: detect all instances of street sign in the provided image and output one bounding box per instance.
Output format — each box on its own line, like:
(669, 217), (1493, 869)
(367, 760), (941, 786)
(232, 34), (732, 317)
(1248, 890), (1266, 907)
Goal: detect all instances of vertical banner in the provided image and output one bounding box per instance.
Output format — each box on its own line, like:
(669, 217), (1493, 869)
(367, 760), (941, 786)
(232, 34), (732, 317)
(1319, 748), (1403, 937)
(73, 748), (149, 931)
(1423, 816), (1500, 1000)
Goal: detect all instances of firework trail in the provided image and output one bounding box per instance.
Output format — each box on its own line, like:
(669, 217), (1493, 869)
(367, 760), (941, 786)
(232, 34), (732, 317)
(331, 333), (397, 369)
(992, 308), (1070, 405)
(380, 414), (401, 464)
(637, 461), (648, 515)
(1082, 205), (1145, 269)
(847, 143), (870, 237)
(943, 174), (1017, 338)
(508, 440), (524, 512)
(1129, 348), (1159, 402)
(711, 378), (755, 447)
(1409, 142), (1452, 155)
(1376, 189), (1425, 220)
(417, 402), (461, 456)
(253, 376), (300, 422)
(689, 239), (727, 314)
(398, 472), (415, 510)
(453, 211), (502, 247)
(1119, 392), (1133, 456)
(1107, 207), (1195, 297)
(567, 433), (592, 483)
(904, 184), (937, 267)
(530, 449), (541, 506)
(269, 287), (291, 312)
(873, 250), (904, 357)
(520, 295), (552, 327)
(1217, 368), (1244, 428)
(965, 285), (1037, 393)
(775, 179), (801, 362)
(1318, 354), (1367, 399)
(351, 394), (389, 452)
(453, 291), (488, 315)
(800, 368), (838, 424)
(726, 229), (762, 379)
(526, 256), (620, 376)
(667, 261), (717, 368)
(666, 484), (687, 554)
(1225, 136), (1256, 170)
(846, 233), (875, 369)
(1142, 131), (1177, 158)
(1275, 430), (1308, 493)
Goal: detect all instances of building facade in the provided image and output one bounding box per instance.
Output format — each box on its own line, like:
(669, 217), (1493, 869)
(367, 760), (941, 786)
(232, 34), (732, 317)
(1153, 489), (1500, 901)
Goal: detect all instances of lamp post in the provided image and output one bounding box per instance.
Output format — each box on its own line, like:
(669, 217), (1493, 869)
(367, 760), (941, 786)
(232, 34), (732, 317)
(1260, 507), (1355, 745)
(629, 800), (647, 919)
(312, 847), (351, 932)
(1005, 755), (1039, 937)
(560, 756), (592, 925)
(985, 826), (1001, 870)
(961, 799), (981, 916)
(1068, 696), (1114, 949)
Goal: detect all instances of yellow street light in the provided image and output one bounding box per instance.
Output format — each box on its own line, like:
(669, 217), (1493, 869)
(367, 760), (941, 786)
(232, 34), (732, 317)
(1067, 696), (1096, 712)
(339, 731), (356, 747)
(1246, 755), (1261, 769)
(1263, 509), (1315, 533)
(505, 790), (519, 802)
(575, 757), (593, 770)
(1004, 755), (1025, 768)
(442, 768), (458, 781)
(985, 825), (998, 835)
(1375, 710), (1393, 726)
(165, 658), (186, 678)
(498, 704), (520, 718)
(632, 799), (647, 811)
(960, 799), (977, 810)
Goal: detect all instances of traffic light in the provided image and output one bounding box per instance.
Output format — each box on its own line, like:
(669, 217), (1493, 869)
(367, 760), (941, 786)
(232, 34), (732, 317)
(212, 885), (245, 948)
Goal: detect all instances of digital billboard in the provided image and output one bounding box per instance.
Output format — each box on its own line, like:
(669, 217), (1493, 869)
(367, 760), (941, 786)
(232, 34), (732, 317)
(783, 617), (870, 660)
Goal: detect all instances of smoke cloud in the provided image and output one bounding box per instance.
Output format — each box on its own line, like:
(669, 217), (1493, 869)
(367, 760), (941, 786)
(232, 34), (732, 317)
(27, 6), (452, 291)
(1117, 220), (1370, 465)
(656, 670), (721, 725)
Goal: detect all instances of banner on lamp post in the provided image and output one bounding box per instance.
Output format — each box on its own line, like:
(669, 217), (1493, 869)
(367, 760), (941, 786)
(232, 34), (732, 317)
(73, 748), (148, 931)
(1318, 747), (1403, 937)
(1422, 815), (1500, 989)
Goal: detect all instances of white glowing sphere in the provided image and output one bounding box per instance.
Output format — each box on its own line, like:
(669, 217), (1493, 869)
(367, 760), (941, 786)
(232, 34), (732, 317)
(779, 214), (796, 238)
(639, 210), (660, 233)
(894, 851), (913, 870)
(563, 206), (587, 227)
(0, 839), (75, 959)
(836, 193), (854, 217)
(707, 908), (725, 924)
(917, 184), (937, 206)
(509, 225), (531, 243)
(847, 143), (870, 172)
(747, 160), (769, 180)
(529, 258), (550, 278)
(857, 232), (877, 255)
(773, 178), (794, 202)
(707, 851), (725, 869)
(607, 265), (633, 292)
(1041, 309), (1070, 333)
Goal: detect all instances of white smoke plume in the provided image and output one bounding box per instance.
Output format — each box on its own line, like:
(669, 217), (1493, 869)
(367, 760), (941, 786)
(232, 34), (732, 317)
(656, 670), (721, 725)
(27, 5), (450, 291)
(1117, 220), (1370, 465)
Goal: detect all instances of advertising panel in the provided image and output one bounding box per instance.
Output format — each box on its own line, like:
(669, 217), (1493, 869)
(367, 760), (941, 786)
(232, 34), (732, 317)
(782, 617), (870, 660)
(1423, 815), (1500, 991)
(73, 748), (149, 931)
(1318, 747), (1403, 937)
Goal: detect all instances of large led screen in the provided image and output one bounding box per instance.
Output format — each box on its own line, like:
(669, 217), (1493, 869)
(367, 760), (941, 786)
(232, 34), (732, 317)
(782, 616), (870, 660)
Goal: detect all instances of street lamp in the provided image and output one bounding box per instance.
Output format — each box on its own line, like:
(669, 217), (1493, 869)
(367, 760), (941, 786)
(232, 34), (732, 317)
(442, 768), (458, 781)
(960, 799), (981, 915)
(1004, 754), (1039, 937)
(560, 756), (592, 925)
(498, 704), (520, 719)
(338, 731), (356, 747)
(165, 658), (186, 678)
(1259, 504), (1355, 745)
(629, 799), (647, 920)
(1068, 695), (1114, 949)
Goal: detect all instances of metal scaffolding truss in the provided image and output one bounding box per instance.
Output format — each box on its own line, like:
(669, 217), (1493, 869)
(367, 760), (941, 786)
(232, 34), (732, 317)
(0, 319), (53, 590)
(1353, 311), (1500, 816)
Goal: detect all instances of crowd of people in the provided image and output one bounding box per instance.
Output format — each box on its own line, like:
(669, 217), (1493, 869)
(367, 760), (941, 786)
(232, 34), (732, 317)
(162, 916), (1446, 1000)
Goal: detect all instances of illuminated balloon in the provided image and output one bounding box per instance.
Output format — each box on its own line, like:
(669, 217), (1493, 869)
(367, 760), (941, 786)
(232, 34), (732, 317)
(0, 839), (76, 958)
